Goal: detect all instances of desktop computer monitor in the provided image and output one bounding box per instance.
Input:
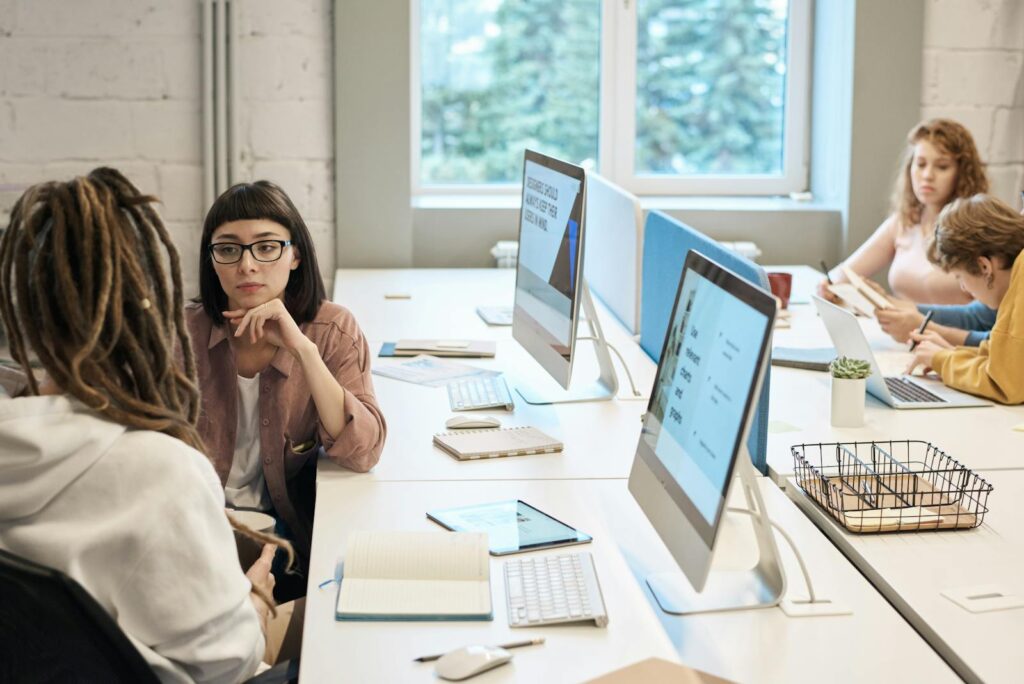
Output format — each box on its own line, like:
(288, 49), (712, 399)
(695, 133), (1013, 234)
(628, 249), (784, 614)
(584, 173), (644, 335)
(512, 150), (587, 390)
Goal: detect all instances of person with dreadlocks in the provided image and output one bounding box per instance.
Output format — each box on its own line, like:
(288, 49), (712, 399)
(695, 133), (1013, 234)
(0, 168), (292, 681)
(187, 180), (386, 601)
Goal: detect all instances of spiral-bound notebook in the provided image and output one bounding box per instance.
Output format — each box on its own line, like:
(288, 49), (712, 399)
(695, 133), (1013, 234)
(433, 426), (563, 461)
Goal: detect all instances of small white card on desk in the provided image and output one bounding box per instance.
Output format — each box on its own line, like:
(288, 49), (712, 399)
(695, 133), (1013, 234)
(942, 584), (1024, 613)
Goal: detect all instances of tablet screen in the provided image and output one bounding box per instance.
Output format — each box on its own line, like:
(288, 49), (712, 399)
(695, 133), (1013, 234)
(427, 500), (592, 555)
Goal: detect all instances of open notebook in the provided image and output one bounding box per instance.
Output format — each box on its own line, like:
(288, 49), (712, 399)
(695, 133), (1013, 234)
(335, 531), (492, 621)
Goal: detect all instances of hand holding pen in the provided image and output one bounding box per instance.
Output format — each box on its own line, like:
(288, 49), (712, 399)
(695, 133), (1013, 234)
(817, 260), (841, 303)
(908, 310), (934, 351)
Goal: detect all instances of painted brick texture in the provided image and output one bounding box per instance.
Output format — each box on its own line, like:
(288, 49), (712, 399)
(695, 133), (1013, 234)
(922, 0), (1024, 208)
(0, 0), (335, 297)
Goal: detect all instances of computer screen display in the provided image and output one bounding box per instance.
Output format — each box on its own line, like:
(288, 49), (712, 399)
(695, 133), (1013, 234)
(639, 250), (774, 545)
(512, 150), (586, 384)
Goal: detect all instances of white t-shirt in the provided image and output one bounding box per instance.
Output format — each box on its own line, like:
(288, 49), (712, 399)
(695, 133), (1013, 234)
(225, 374), (272, 512)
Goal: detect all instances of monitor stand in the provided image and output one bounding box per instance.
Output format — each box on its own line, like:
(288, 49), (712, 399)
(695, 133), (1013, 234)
(516, 281), (620, 405)
(645, 450), (787, 615)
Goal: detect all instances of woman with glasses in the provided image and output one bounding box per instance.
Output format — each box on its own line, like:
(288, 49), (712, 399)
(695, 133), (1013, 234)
(187, 180), (386, 601)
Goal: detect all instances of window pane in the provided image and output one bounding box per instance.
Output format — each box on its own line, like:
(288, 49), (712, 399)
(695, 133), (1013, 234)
(419, 0), (601, 185)
(635, 0), (789, 176)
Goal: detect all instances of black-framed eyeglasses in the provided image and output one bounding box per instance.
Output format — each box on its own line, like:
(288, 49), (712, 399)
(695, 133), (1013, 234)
(208, 240), (292, 264)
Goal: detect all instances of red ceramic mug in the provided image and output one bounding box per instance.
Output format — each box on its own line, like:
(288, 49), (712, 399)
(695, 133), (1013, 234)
(767, 272), (793, 309)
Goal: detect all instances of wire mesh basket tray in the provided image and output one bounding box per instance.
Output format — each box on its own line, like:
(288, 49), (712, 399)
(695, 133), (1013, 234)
(791, 440), (992, 534)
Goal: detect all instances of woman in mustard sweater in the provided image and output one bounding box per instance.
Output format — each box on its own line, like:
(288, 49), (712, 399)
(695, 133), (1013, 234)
(908, 194), (1024, 404)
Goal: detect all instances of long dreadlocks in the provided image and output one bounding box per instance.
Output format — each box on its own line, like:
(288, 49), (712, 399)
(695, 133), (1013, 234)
(0, 167), (291, 609)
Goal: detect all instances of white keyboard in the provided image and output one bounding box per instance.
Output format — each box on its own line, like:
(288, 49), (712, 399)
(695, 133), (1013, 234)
(447, 375), (515, 411)
(504, 552), (608, 628)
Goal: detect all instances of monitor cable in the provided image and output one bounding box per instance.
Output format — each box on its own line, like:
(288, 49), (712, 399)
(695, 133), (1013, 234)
(727, 506), (820, 606)
(576, 336), (643, 398)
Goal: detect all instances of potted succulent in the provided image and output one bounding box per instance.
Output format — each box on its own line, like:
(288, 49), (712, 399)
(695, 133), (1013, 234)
(829, 356), (871, 427)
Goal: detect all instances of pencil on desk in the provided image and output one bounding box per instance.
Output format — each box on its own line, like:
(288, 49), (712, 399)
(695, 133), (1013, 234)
(414, 637), (545, 662)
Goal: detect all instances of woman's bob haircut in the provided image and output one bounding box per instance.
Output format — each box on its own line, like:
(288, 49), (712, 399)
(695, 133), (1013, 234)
(198, 180), (326, 326)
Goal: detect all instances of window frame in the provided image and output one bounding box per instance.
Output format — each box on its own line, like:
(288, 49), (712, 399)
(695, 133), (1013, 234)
(410, 0), (811, 197)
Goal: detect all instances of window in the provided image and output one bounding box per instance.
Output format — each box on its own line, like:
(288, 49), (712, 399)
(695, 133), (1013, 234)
(413, 0), (809, 196)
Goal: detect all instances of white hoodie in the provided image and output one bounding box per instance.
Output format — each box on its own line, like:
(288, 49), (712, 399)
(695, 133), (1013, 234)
(0, 394), (264, 684)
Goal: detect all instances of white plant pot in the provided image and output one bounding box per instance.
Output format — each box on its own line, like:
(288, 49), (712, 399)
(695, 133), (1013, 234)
(830, 376), (866, 427)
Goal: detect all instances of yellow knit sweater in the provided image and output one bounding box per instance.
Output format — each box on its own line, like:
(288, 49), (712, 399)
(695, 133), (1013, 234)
(932, 250), (1024, 404)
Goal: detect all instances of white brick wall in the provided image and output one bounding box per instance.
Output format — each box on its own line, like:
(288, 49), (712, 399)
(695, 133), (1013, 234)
(0, 0), (336, 298)
(232, 0), (335, 293)
(922, 0), (1024, 209)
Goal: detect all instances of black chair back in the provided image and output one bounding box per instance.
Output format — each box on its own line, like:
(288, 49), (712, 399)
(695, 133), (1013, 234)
(0, 548), (160, 684)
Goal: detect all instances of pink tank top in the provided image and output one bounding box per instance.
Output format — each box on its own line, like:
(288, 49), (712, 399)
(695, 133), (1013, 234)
(889, 223), (972, 305)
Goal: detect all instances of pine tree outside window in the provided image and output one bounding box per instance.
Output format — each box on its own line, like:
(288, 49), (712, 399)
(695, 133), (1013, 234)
(413, 0), (810, 196)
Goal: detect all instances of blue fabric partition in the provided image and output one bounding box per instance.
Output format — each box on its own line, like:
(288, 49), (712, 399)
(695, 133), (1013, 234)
(639, 210), (772, 475)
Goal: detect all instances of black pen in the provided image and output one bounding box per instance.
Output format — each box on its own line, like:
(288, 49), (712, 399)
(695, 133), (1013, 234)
(414, 637), (545, 662)
(909, 310), (934, 351)
(820, 260), (833, 284)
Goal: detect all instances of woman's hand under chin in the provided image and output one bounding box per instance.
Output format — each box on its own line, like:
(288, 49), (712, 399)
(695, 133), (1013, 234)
(224, 299), (311, 356)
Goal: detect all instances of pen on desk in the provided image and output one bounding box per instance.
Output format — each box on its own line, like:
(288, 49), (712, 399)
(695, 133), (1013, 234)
(820, 260), (833, 284)
(908, 310), (934, 351)
(413, 637), (546, 663)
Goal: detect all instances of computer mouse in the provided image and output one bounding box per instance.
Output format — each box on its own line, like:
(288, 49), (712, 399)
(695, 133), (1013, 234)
(445, 414), (502, 429)
(434, 645), (512, 681)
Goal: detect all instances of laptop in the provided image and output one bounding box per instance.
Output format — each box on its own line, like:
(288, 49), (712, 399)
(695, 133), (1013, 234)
(813, 296), (990, 409)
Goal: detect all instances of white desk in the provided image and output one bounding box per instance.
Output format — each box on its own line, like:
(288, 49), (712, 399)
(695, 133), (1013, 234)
(331, 269), (657, 482)
(310, 267), (967, 682)
(301, 478), (955, 683)
(767, 294), (1024, 480)
(334, 267), (1024, 482)
(301, 479), (681, 684)
(342, 339), (652, 483)
(788, 468), (1024, 684)
(332, 268), (516, 341)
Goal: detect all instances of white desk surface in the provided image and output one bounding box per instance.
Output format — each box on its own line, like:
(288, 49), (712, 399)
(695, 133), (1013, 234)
(767, 296), (1024, 481)
(333, 267), (1024, 482)
(349, 338), (654, 483)
(333, 268), (517, 341)
(332, 268), (656, 482)
(787, 468), (1024, 684)
(301, 478), (955, 684)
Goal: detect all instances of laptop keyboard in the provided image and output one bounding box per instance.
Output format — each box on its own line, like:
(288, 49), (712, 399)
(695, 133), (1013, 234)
(885, 376), (945, 403)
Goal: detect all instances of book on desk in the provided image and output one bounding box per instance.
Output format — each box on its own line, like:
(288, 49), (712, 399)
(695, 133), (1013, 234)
(433, 426), (563, 461)
(335, 530), (493, 621)
(379, 339), (497, 358)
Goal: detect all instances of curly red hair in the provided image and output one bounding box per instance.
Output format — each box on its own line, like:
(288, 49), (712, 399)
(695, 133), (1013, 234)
(892, 118), (989, 227)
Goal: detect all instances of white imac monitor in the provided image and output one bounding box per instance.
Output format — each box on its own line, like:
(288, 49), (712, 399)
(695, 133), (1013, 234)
(628, 249), (785, 614)
(512, 150), (618, 405)
(584, 173), (643, 335)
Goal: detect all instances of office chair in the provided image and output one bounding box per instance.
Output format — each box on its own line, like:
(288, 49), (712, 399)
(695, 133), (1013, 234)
(0, 548), (298, 684)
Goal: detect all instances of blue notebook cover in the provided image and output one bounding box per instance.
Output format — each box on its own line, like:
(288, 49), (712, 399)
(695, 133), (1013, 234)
(639, 211), (772, 474)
